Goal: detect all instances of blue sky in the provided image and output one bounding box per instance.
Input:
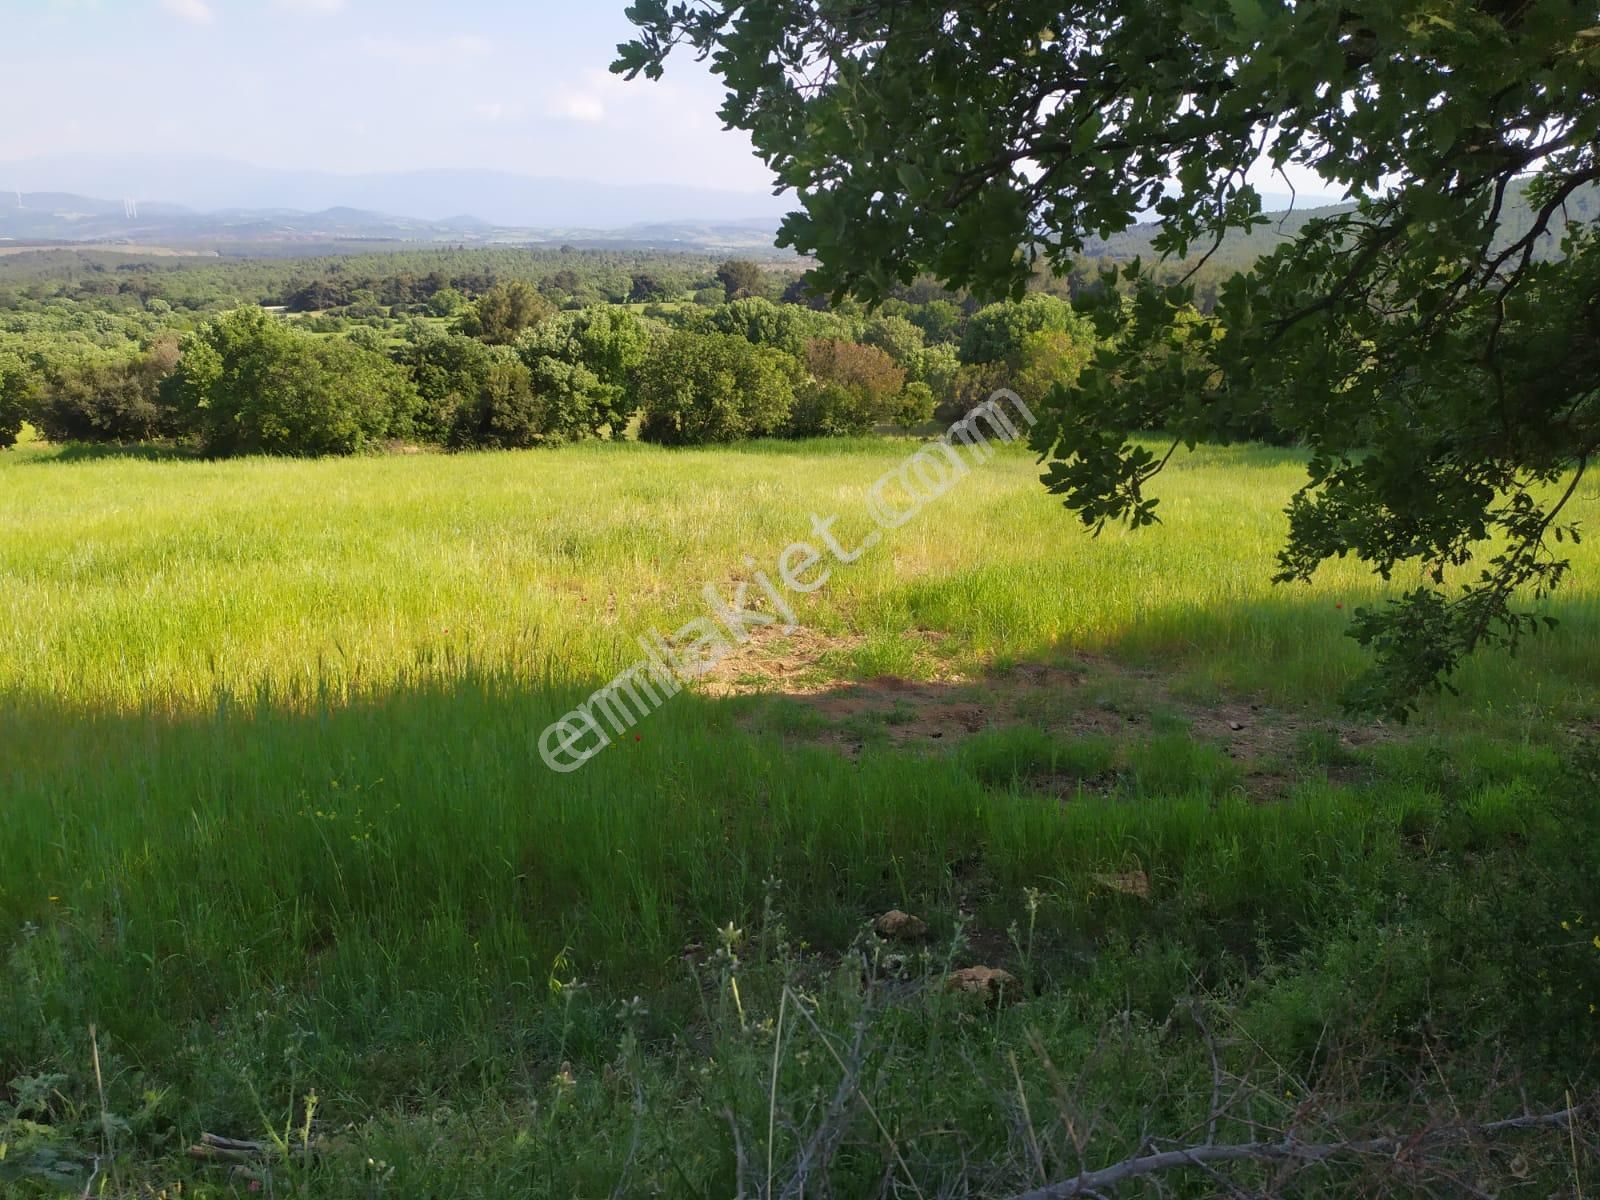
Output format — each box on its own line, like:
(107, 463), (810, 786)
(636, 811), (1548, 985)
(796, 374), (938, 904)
(0, 0), (771, 189)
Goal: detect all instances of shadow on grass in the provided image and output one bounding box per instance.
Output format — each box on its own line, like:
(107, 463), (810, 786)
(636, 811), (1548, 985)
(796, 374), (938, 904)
(19, 440), (198, 464)
(1, 611), (1588, 1146)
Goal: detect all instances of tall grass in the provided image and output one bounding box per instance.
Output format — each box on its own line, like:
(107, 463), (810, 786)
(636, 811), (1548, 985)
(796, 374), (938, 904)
(2, 437), (1597, 1192)
(4, 438), (1597, 712)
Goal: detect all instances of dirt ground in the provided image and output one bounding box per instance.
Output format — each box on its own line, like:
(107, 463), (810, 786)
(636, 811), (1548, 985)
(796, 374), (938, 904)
(700, 623), (1397, 798)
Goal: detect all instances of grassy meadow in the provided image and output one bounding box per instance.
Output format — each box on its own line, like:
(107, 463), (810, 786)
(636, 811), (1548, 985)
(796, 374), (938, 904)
(3, 435), (1599, 1195)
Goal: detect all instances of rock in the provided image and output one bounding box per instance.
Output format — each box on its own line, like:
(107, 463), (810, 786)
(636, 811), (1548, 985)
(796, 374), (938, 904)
(1228, 720), (1246, 731)
(947, 965), (1020, 1002)
(874, 909), (930, 941)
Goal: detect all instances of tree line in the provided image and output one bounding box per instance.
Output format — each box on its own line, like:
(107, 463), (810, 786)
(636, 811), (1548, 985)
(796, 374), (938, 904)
(0, 286), (1104, 456)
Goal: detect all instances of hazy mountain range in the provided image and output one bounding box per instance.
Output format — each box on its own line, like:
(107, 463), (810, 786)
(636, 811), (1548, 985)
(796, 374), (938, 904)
(0, 195), (789, 255)
(0, 155), (791, 230)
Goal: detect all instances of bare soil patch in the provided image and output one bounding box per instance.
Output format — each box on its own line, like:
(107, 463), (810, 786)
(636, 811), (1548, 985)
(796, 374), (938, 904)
(707, 626), (1399, 795)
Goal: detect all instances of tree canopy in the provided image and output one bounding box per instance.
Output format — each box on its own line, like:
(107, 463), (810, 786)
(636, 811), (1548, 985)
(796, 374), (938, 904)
(617, 0), (1600, 716)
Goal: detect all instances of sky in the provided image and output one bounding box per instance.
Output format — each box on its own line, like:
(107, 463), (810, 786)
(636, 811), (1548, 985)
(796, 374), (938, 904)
(0, 0), (773, 190)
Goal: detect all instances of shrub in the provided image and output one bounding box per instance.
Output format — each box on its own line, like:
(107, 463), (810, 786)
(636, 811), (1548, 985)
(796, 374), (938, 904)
(456, 282), (555, 345)
(637, 330), (799, 445)
(169, 307), (420, 457)
(0, 350), (38, 450)
(516, 306), (650, 441)
(891, 381), (936, 431)
(398, 330), (504, 445)
(960, 293), (1090, 364)
(31, 338), (183, 444)
(787, 381), (879, 437)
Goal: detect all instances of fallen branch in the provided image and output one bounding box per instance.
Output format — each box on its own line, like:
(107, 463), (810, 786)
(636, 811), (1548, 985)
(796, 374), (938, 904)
(1004, 1106), (1582, 1200)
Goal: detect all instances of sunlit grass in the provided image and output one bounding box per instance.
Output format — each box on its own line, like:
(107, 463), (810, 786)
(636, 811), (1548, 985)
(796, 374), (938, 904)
(4, 436), (1596, 715)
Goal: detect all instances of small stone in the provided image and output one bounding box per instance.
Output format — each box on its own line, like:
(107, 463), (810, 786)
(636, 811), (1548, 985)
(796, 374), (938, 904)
(1228, 721), (1245, 732)
(947, 965), (1020, 1002)
(874, 909), (930, 941)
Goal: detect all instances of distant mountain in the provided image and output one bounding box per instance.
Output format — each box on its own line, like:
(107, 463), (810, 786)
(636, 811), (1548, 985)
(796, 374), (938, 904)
(0, 155), (789, 228)
(0, 193), (490, 243)
(0, 191), (786, 254)
(1081, 179), (1597, 264)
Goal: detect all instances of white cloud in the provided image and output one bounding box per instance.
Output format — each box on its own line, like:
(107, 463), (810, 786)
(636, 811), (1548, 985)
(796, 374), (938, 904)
(272, 0), (346, 14)
(159, 0), (214, 24)
(545, 70), (636, 124)
(357, 33), (491, 65)
(472, 101), (526, 124)
(550, 92), (606, 123)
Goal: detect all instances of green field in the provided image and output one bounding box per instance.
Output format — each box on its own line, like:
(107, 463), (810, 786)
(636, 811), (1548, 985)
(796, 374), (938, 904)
(4, 436), (1599, 1195)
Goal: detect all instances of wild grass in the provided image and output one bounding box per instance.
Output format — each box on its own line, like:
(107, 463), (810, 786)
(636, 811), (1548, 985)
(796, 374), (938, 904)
(2, 436), (1598, 1195)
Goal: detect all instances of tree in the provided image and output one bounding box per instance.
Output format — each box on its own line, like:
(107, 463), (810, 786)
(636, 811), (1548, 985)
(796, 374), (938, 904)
(397, 329), (502, 444)
(455, 357), (545, 450)
(804, 338), (904, 410)
(456, 281), (554, 345)
(715, 259), (765, 301)
(781, 275), (829, 309)
(426, 287), (466, 318)
(0, 349), (36, 450)
(861, 314), (926, 367)
(1009, 328), (1097, 403)
(892, 381), (937, 433)
(638, 330), (799, 445)
(516, 305), (652, 441)
(960, 295), (1091, 366)
(703, 296), (806, 355)
(169, 306), (419, 457)
(32, 338), (183, 444)
(618, 1), (1600, 717)
(789, 338), (906, 437)
(629, 272), (669, 303)
(905, 299), (965, 346)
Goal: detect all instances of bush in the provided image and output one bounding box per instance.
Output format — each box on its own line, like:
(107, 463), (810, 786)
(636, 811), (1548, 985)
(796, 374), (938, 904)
(31, 339), (183, 444)
(787, 380), (879, 437)
(398, 330), (507, 446)
(515, 306), (650, 441)
(452, 358), (545, 449)
(638, 330), (799, 445)
(891, 381), (936, 431)
(0, 350), (38, 450)
(960, 293), (1090, 364)
(169, 307), (420, 457)
(456, 282), (554, 345)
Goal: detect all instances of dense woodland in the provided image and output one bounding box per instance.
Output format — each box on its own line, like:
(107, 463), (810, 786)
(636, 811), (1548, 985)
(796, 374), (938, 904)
(0, 244), (1132, 456)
